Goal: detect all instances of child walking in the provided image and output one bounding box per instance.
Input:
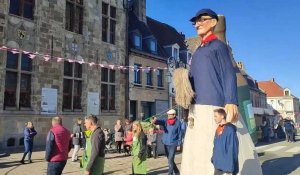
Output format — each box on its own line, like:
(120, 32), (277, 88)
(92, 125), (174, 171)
(212, 109), (239, 175)
(132, 121), (147, 175)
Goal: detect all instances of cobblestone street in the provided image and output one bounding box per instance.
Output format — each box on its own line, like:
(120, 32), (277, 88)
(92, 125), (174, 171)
(0, 149), (181, 175)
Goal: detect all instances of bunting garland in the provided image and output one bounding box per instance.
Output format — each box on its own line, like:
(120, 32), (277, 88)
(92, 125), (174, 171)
(0, 45), (170, 72)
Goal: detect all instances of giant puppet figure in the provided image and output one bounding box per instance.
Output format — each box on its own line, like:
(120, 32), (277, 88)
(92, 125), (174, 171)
(174, 9), (263, 175)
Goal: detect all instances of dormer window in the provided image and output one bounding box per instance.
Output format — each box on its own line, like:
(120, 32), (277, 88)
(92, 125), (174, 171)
(149, 39), (157, 53)
(173, 48), (178, 60)
(133, 34), (142, 49)
(284, 89), (290, 96)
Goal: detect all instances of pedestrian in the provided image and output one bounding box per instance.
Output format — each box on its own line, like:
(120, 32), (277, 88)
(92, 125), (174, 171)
(45, 116), (72, 175)
(124, 129), (133, 156)
(114, 119), (124, 153)
(124, 118), (133, 138)
(71, 118), (84, 162)
(292, 122), (296, 142)
(212, 109), (239, 175)
(20, 121), (37, 164)
(175, 8), (262, 175)
(147, 128), (158, 159)
(260, 117), (270, 142)
(83, 115), (105, 175)
(152, 109), (181, 175)
(132, 121), (147, 175)
(284, 119), (294, 142)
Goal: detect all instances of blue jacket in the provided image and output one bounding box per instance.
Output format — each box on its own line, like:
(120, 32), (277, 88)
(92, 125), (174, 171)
(155, 118), (181, 146)
(24, 127), (37, 141)
(189, 39), (238, 107)
(212, 123), (239, 174)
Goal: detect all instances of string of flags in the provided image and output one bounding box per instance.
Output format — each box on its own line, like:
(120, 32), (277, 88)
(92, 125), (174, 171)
(0, 45), (169, 72)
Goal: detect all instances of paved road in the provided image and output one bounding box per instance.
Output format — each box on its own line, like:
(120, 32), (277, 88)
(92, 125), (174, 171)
(1, 137), (300, 175)
(257, 136), (300, 175)
(0, 149), (181, 175)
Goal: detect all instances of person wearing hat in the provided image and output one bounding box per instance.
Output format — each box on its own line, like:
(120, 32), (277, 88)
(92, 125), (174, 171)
(152, 109), (181, 175)
(180, 8), (263, 175)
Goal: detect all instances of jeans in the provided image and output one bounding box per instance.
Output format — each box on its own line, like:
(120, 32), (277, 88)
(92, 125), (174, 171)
(47, 161), (67, 175)
(21, 140), (33, 161)
(164, 144), (179, 175)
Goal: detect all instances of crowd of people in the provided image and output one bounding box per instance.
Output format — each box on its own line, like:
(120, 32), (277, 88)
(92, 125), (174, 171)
(18, 107), (239, 175)
(260, 116), (297, 143)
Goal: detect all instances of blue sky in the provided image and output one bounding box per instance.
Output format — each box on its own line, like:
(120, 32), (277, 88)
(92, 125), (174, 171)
(147, 0), (300, 98)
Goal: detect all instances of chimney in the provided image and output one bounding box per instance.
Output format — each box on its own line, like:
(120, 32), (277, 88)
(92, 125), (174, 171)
(180, 32), (185, 40)
(131, 0), (147, 23)
(272, 78), (275, 82)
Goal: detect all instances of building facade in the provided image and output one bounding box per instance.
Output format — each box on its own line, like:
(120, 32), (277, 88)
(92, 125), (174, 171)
(128, 0), (190, 120)
(0, 0), (126, 150)
(258, 80), (300, 123)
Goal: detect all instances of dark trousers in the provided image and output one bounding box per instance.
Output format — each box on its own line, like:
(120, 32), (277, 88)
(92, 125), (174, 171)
(124, 144), (132, 154)
(21, 140), (33, 161)
(116, 141), (122, 153)
(47, 161), (67, 175)
(148, 144), (157, 158)
(164, 145), (179, 175)
(286, 129), (293, 142)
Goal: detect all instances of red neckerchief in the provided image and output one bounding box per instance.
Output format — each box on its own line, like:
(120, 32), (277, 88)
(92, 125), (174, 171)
(201, 34), (218, 45)
(167, 118), (177, 126)
(216, 124), (225, 136)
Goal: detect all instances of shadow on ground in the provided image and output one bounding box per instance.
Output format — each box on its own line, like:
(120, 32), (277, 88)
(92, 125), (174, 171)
(261, 153), (300, 175)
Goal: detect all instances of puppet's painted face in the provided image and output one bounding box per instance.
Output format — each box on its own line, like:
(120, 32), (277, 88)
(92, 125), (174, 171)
(194, 15), (216, 37)
(214, 112), (224, 124)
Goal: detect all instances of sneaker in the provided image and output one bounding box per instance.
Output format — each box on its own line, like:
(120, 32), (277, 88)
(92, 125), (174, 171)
(28, 160), (33, 163)
(20, 160), (25, 164)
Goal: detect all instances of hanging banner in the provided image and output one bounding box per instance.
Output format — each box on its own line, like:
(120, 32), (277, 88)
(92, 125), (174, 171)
(87, 92), (100, 116)
(41, 88), (58, 115)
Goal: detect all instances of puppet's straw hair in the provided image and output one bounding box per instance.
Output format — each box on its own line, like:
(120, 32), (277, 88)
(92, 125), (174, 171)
(172, 68), (194, 109)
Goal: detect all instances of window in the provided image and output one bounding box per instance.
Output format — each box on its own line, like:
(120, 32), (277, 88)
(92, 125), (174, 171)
(284, 90), (290, 96)
(4, 51), (32, 110)
(173, 48), (178, 60)
(101, 68), (116, 111)
(133, 34), (141, 49)
(63, 61), (83, 111)
(65, 0), (83, 34)
(149, 39), (157, 53)
(134, 64), (141, 84)
(9, 0), (35, 20)
(146, 67), (152, 86)
(102, 2), (116, 44)
(157, 69), (163, 87)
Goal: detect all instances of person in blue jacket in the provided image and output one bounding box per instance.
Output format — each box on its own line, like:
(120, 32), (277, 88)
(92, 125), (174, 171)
(212, 108), (239, 175)
(152, 109), (181, 175)
(20, 121), (37, 164)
